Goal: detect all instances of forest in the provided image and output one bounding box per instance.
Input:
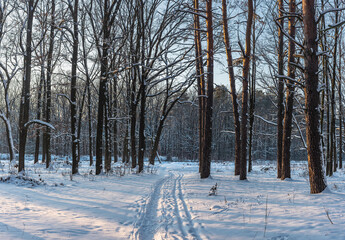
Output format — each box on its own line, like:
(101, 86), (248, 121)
(0, 0), (345, 239)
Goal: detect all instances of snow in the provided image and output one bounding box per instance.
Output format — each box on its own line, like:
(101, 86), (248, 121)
(0, 156), (345, 239)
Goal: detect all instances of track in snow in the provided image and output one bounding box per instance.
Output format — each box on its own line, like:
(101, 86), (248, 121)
(131, 172), (201, 240)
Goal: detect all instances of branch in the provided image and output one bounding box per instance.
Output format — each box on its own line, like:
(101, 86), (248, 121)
(317, 7), (345, 24)
(275, 20), (304, 50)
(24, 120), (55, 130)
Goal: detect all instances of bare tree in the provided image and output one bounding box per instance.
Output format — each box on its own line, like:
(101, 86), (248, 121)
(239, 0), (254, 180)
(222, 0), (241, 176)
(302, 0), (327, 194)
(18, 0), (39, 172)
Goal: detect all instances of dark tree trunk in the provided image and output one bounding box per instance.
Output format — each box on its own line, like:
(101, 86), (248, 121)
(302, 0), (327, 194)
(331, 0), (339, 173)
(200, 0), (214, 179)
(70, 0), (79, 174)
(248, 0), (257, 173)
(194, 0), (206, 174)
(239, 0), (254, 181)
(44, 0), (55, 168)
(130, 74), (137, 169)
(138, 0), (145, 173)
(88, 83), (93, 166)
(277, 0), (285, 178)
(339, 38), (342, 169)
(18, 0), (37, 172)
(104, 92), (111, 172)
(123, 126), (129, 163)
(113, 80), (118, 163)
(281, 0), (296, 180)
(222, 0), (241, 176)
(34, 66), (44, 164)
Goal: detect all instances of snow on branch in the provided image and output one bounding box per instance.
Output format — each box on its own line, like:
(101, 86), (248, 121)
(317, 7), (345, 24)
(254, 115), (277, 126)
(24, 120), (55, 130)
(276, 75), (305, 88)
(275, 20), (304, 50)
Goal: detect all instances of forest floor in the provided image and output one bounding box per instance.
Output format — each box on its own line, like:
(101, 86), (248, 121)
(0, 156), (344, 240)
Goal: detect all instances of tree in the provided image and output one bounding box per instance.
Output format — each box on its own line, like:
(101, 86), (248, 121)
(302, 0), (327, 194)
(43, 0), (56, 168)
(281, 0), (296, 180)
(239, 0), (254, 180)
(95, 0), (122, 174)
(194, 0), (206, 174)
(222, 0), (241, 176)
(200, 0), (214, 179)
(276, 0), (284, 179)
(0, 0), (17, 163)
(18, 0), (39, 172)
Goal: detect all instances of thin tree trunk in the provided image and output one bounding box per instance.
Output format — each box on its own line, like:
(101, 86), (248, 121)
(194, 0), (206, 174)
(18, 0), (37, 172)
(88, 83), (93, 166)
(239, 0), (254, 181)
(200, 0), (214, 179)
(277, 0), (285, 178)
(222, 0), (241, 176)
(96, 0), (115, 174)
(123, 125), (129, 163)
(70, 0), (79, 174)
(44, 0), (55, 168)
(339, 37), (342, 169)
(281, 0), (296, 180)
(302, 0), (327, 194)
(331, 0), (339, 173)
(34, 66), (44, 164)
(138, 0), (145, 173)
(113, 79), (118, 163)
(248, 0), (257, 173)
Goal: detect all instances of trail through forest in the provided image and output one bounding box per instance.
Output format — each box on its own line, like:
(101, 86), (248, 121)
(1, 158), (345, 239)
(132, 172), (201, 240)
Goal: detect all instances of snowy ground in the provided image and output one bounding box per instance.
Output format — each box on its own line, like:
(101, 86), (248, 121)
(0, 155), (345, 240)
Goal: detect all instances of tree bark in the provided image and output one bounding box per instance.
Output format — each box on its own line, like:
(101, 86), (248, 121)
(277, 0), (285, 179)
(194, 0), (206, 174)
(200, 0), (214, 179)
(18, 0), (37, 172)
(281, 0), (296, 180)
(239, 0), (254, 180)
(302, 0), (327, 194)
(44, 0), (55, 168)
(70, 0), (79, 174)
(222, 0), (241, 176)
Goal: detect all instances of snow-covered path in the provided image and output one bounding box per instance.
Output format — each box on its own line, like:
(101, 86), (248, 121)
(132, 172), (201, 240)
(2, 159), (345, 239)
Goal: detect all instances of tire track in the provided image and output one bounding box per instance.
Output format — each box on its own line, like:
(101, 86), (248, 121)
(131, 172), (201, 240)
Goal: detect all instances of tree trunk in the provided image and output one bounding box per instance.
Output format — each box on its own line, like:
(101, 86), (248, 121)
(194, 0), (206, 174)
(18, 0), (37, 173)
(34, 66), (44, 164)
(302, 0), (327, 194)
(44, 0), (55, 168)
(248, 0), (257, 173)
(96, 0), (113, 175)
(113, 79), (118, 163)
(339, 37), (342, 169)
(239, 0), (254, 181)
(281, 0), (296, 180)
(200, 0), (214, 179)
(221, 0), (241, 176)
(277, 0), (285, 178)
(70, 0), (79, 174)
(331, 0), (339, 173)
